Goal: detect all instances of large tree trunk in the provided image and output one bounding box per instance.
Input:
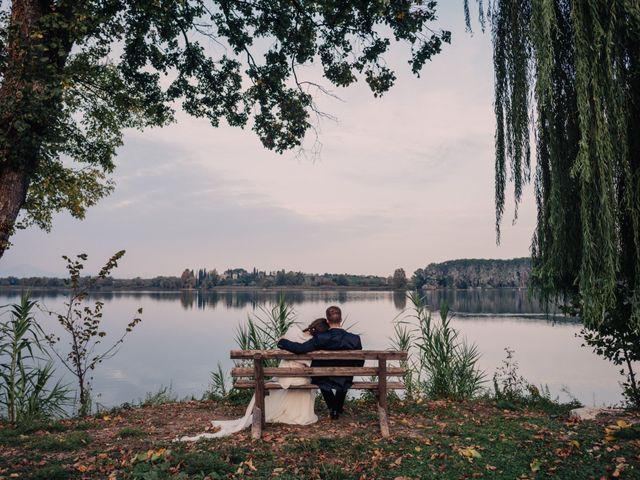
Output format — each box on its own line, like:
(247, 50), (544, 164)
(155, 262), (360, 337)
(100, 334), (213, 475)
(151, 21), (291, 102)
(0, 0), (68, 259)
(0, 166), (31, 256)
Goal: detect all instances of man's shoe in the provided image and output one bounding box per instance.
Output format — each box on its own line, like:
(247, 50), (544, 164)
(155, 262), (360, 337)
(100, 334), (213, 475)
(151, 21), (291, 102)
(330, 410), (339, 420)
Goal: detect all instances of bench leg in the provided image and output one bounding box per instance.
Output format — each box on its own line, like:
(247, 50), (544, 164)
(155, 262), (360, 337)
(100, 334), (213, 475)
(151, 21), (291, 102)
(377, 358), (390, 437)
(251, 406), (262, 439)
(377, 401), (390, 437)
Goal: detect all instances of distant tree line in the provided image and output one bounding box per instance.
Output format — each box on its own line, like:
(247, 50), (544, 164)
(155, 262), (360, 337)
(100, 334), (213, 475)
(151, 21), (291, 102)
(0, 259), (531, 291)
(0, 267), (391, 290)
(411, 258), (531, 290)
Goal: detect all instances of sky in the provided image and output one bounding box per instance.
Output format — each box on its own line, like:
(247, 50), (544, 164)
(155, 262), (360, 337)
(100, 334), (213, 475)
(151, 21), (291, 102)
(1, 3), (537, 279)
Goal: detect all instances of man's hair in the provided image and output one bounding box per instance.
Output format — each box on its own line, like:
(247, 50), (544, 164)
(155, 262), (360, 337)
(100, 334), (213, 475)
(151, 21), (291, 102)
(326, 306), (342, 324)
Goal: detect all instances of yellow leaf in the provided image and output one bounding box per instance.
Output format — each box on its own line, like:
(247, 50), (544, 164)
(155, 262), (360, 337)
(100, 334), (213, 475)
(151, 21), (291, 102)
(605, 435), (616, 442)
(458, 447), (482, 459)
(77, 465), (88, 473)
(103, 415), (111, 421)
(570, 440), (580, 449)
(616, 420), (632, 429)
(530, 459), (541, 472)
(415, 447), (422, 452)
(245, 459), (257, 471)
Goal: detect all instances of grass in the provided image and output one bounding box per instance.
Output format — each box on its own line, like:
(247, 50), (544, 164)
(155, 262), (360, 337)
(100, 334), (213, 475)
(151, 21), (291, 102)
(0, 398), (638, 479)
(26, 463), (72, 480)
(28, 431), (92, 451)
(118, 427), (148, 438)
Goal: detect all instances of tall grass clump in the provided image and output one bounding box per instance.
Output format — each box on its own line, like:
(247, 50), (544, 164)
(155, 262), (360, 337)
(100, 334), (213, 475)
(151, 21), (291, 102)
(209, 295), (297, 403)
(391, 292), (485, 401)
(234, 295), (296, 368)
(0, 293), (70, 424)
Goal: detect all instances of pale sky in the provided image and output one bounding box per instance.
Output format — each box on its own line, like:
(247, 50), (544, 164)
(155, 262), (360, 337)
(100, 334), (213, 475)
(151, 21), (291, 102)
(2, 4), (537, 278)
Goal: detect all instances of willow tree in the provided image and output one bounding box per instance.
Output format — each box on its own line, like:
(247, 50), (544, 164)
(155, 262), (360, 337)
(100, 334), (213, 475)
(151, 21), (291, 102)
(0, 1), (450, 258)
(466, 1), (640, 405)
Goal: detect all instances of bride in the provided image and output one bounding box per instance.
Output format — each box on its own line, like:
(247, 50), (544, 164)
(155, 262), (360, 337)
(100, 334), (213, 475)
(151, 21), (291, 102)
(179, 318), (329, 441)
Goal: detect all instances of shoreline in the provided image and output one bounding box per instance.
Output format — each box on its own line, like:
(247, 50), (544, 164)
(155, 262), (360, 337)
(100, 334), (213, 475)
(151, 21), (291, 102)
(0, 285), (530, 294)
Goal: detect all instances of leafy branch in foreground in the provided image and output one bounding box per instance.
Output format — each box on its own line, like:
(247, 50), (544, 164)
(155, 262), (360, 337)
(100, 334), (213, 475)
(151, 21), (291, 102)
(45, 251), (142, 416)
(0, 0), (450, 259)
(0, 293), (70, 424)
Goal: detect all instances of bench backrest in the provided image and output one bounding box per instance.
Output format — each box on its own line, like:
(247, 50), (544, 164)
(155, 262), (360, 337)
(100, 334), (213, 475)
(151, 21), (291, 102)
(230, 349), (407, 361)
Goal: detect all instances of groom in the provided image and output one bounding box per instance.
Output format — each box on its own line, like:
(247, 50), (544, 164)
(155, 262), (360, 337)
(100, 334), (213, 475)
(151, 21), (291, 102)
(277, 306), (363, 420)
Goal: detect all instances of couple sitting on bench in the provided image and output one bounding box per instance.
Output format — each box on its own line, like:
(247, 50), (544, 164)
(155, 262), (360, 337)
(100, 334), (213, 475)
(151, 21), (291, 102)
(180, 305), (362, 440)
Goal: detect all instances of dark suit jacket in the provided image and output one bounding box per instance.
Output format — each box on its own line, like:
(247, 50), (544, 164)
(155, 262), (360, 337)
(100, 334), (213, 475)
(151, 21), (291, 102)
(277, 328), (363, 390)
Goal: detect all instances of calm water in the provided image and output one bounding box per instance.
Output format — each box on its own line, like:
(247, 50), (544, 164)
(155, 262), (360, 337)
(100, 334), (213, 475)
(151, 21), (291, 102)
(0, 289), (628, 409)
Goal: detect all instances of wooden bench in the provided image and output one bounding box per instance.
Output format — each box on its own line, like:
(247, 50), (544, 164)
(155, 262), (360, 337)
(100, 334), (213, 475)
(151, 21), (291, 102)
(230, 349), (407, 439)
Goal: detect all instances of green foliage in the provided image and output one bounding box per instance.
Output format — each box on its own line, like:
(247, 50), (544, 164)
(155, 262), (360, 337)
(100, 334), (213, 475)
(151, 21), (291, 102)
(141, 384), (177, 407)
(492, 347), (530, 402)
(491, 347), (579, 413)
(393, 292), (485, 400)
(580, 321), (640, 409)
(229, 295), (297, 398)
(181, 451), (233, 477)
(0, 293), (70, 424)
(26, 464), (70, 480)
(0, 0), (450, 247)
(203, 363), (228, 401)
(117, 427), (147, 438)
(466, 0), (640, 410)
(413, 257), (531, 289)
(234, 294), (296, 353)
(389, 318), (419, 400)
(391, 268), (408, 290)
(45, 251), (142, 416)
(28, 430), (92, 452)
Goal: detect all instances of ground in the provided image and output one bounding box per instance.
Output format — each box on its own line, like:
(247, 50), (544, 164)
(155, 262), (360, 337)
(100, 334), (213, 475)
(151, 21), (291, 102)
(0, 398), (639, 479)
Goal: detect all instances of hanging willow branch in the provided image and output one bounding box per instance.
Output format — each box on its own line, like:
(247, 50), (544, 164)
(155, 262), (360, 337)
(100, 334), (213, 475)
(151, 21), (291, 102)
(465, 0), (640, 331)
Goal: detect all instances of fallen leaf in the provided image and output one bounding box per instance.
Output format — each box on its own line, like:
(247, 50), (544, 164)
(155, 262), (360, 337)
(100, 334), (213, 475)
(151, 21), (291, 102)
(530, 459), (541, 472)
(458, 447), (482, 460)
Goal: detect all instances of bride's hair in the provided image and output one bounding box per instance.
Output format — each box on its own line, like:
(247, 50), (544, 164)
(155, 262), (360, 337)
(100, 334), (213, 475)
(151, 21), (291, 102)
(303, 318), (329, 336)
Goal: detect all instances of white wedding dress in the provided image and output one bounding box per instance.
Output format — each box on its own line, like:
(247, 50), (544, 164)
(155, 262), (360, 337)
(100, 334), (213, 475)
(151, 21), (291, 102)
(179, 326), (317, 441)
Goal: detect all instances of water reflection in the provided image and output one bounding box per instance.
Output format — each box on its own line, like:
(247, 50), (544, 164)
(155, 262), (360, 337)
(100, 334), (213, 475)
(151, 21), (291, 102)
(14, 287), (555, 315)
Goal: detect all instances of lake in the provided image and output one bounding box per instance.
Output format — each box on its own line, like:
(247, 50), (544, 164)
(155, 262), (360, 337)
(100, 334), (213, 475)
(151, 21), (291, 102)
(0, 288), (627, 410)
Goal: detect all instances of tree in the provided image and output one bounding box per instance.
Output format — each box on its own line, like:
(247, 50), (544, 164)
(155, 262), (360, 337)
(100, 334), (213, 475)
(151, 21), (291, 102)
(180, 268), (195, 289)
(466, 1), (640, 405)
(392, 268), (407, 290)
(412, 268), (427, 290)
(0, 1), (451, 258)
(46, 251), (142, 416)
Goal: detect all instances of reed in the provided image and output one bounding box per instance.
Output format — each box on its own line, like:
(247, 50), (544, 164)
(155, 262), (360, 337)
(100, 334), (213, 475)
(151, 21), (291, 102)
(0, 293), (70, 424)
(391, 292), (485, 401)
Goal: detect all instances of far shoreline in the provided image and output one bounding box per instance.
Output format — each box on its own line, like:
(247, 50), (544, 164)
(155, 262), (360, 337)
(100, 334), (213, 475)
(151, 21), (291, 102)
(0, 285), (530, 294)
